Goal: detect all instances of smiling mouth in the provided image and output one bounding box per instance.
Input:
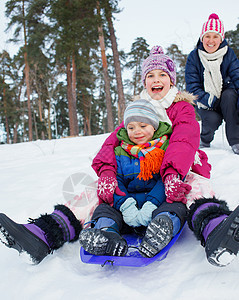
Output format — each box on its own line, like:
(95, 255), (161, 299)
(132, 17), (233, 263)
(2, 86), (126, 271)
(152, 86), (163, 92)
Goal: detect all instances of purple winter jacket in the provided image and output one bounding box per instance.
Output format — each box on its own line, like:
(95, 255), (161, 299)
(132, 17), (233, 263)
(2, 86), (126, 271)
(92, 94), (211, 190)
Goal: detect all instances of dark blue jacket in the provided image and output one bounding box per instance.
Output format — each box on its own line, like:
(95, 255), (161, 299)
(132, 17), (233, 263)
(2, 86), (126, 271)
(113, 124), (172, 210)
(185, 39), (239, 109)
(114, 153), (166, 210)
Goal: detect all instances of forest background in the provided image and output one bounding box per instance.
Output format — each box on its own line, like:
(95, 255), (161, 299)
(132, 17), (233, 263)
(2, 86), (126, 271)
(0, 0), (239, 144)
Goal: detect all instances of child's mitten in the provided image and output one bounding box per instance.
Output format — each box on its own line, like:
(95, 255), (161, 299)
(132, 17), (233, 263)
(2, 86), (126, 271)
(120, 197), (141, 227)
(137, 201), (157, 226)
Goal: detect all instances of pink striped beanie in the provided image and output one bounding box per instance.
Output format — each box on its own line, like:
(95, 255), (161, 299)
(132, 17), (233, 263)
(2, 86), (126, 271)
(200, 13), (224, 41)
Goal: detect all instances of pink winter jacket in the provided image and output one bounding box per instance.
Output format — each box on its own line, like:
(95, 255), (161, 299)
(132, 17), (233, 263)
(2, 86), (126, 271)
(92, 91), (211, 181)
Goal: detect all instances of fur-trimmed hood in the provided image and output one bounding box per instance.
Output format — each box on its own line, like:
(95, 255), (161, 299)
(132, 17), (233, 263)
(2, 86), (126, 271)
(174, 90), (197, 105)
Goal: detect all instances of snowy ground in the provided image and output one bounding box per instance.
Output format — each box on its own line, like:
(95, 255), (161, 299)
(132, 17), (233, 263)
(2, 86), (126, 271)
(0, 124), (239, 300)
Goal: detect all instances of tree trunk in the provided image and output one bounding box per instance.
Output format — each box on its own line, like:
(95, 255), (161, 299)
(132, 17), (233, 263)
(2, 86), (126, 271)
(66, 56), (78, 136)
(13, 122), (18, 143)
(17, 85), (23, 142)
(85, 115), (91, 136)
(66, 56), (75, 136)
(3, 85), (10, 144)
(33, 64), (45, 140)
(105, 6), (125, 124)
(47, 101), (52, 140)
(97, 3), (114, 132)
(33, 111), (38, 140)
(22, 0), (33, 141)
(38, 96), (45, 140)
(82, 94), (92, 136)
(72, 53), (79, 135)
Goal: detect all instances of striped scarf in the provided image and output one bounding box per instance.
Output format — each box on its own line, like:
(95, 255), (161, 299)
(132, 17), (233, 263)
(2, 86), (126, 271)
(121, 136), (168, 181)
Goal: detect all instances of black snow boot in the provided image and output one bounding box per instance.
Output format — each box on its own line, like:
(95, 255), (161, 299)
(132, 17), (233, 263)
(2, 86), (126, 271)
(188, 197), (239, 267)
(139, 202), (187, 258)
(79, 217), (128, 256)
(0, 205), (82, 264)
(139, 214), (173, 258)
(79, 228), (128, 256)
(205, 205), (239, 267)
(0, 213), (50, 264)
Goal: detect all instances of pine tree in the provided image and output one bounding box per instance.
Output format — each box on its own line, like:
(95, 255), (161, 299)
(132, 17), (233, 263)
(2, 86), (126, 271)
(126, 37), (150, 96)
(0, 51), (23, 143)
(5, 0), (33, 141)
(96, 1), (114, 132)
(225, 24), (239, 58)
(166, 44), (187, 89)
(102, 0), (125, 123)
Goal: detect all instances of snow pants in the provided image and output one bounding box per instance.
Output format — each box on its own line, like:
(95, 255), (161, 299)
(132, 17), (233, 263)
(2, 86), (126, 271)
(197, 88), (239, 146)
(91, 202), (187, 234)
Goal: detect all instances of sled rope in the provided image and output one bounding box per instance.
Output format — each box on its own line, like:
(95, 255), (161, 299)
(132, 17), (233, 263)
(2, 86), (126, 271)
(101, 259), (115, 267)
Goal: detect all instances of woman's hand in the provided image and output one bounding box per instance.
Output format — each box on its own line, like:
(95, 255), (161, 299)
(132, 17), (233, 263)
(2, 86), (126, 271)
(97, 170), (125, 206)
(164, 174), (192, 204)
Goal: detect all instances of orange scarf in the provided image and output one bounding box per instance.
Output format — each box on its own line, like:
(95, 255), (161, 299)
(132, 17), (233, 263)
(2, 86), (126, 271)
(120, 136), (167, 181)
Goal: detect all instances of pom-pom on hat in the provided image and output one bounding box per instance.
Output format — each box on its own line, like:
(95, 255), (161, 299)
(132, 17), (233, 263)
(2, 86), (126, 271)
(200, 13), (224, 41)
(141, 45), (176, 86)
(124, 99), (160, 130)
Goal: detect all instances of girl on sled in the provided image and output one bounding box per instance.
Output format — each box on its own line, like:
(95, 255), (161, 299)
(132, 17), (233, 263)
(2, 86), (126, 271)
(79, 99), (186, 258)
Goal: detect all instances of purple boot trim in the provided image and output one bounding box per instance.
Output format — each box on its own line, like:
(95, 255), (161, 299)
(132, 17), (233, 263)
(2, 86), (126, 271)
(202, 215), (228, 241)
(24, 223), (49, 246)
(51, 210), (75, 242)
(191, 203), (220, 228)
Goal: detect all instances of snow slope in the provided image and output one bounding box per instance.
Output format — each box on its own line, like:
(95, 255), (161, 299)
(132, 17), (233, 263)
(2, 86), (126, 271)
(0, 125), (239, 300)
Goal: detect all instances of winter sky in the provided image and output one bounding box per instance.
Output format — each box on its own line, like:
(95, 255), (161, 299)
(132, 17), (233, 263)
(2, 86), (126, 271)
(0, 0), (239, 57)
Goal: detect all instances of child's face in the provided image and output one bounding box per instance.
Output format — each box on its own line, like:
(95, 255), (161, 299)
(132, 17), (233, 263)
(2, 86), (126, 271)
(202, 32), (221, 53)
(144, 70), (171, 100)
(127, 122), (155, 145)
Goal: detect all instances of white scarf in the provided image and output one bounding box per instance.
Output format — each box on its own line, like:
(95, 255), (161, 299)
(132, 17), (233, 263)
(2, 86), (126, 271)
(140, 86), (179, 126)
(198, 46), (228, 104)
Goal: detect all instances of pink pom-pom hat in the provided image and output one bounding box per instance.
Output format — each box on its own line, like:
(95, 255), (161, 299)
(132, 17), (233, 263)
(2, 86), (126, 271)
(200, 13), (224, 41)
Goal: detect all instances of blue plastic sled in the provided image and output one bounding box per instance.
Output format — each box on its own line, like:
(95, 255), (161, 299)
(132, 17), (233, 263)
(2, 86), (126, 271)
(80, 224), (185, 267)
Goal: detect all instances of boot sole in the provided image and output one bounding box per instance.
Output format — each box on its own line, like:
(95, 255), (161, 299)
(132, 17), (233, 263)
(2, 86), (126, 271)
(206, 205), (239, 267)
(0, 213), (50, 264)
(79, 229), (128, 256)
(139, 215), (173, 258)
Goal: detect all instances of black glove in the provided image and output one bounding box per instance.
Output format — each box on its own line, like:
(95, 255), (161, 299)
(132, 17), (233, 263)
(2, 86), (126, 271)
(212, 96), (220, 110)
